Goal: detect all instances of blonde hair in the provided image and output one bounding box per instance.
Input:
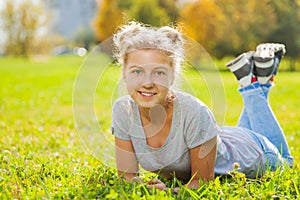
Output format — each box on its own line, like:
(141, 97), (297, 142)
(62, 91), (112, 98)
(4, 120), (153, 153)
(113, 21), (185, 74)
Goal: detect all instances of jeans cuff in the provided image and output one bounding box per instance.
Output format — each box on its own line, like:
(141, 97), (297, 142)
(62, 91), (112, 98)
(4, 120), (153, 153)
(238, 82), (260, 93)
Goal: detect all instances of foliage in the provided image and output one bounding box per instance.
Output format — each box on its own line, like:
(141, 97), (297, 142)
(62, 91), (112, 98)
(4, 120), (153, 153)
(93, 0), (123, 42)
(126, 0), (171, 26)
(267, 0), (300, 71)
(158, 0), (180, 22)
(179, 0), (277, 58)
(74, 27), (96, 50)
(116, 0), (179, 25)
(0, 56), (299, 198)
(217, 0), (277, 56)
(179, 0), (226, 55)
(0, 0), (48, 57)
(2, 0), (299, 64)
(178, 0), (300, 62)
(93, 0), (179, 40)
(31, 34), (67, 55)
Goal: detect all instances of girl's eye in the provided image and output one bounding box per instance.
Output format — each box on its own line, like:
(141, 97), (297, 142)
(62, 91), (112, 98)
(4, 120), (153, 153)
(155, 71), (166, 76)
(133, 69), (142, 74)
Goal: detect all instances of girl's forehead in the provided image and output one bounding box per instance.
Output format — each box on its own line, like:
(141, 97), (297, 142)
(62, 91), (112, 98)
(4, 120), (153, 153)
(127, 63), (171, 70)
(126, 49), (173, 66)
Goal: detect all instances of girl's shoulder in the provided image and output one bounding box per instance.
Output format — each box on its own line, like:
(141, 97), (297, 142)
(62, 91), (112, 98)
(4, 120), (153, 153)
(112, 95), (136, 114)
(173, 90), (207, 109)
(113, 95), (135, 105)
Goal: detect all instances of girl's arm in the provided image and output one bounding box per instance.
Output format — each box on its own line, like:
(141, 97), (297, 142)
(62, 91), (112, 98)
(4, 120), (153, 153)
(188, 136), (217, 188)
(115, 137), (139, 181)
(146, 136), (217, 192)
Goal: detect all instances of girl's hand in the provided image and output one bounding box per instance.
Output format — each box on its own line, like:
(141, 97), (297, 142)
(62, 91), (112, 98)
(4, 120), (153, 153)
(146, 178), (167, 191)
(131, 176), (144, 184)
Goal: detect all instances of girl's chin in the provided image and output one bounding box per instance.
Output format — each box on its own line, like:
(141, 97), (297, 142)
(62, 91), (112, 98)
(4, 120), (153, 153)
(137, 102), (156, 109)
(136, 100), (165, 109)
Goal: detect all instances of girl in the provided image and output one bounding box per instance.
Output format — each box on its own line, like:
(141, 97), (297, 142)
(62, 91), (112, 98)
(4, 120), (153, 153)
(111, 21), (293, 191)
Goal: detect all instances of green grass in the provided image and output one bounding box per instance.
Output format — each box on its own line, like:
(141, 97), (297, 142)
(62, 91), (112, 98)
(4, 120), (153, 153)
(0, 56), (299, 199)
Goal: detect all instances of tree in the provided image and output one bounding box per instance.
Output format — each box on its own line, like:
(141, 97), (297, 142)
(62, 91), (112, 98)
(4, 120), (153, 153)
(93, 0), (123, 42)
(179, 0), (226, 55)
(93, 0), (177, 42)
(215, 0), (277, 57)
(127, 0), (171, 26)
(158, 0), (180, 22)
(179, 0), (277, 58)
(117, 0), (178, 25)
(74, 27), (96, 51)
(267, 0), (300, 71)
(1, 0), (47, 57)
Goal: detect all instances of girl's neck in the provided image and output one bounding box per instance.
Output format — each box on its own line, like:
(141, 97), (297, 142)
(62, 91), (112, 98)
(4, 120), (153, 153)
(139, 105), (167, 125)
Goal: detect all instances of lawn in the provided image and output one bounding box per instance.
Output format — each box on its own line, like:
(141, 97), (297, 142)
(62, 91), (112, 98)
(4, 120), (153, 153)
(0, 55), (299, 199)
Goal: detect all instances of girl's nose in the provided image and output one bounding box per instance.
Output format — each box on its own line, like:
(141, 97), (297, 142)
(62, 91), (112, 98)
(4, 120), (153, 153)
(142, 74), (154, 88)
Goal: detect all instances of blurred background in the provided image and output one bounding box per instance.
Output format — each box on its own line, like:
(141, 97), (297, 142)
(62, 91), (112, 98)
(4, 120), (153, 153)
(1, 2), (299, 198)
(0, 0), (299, 70)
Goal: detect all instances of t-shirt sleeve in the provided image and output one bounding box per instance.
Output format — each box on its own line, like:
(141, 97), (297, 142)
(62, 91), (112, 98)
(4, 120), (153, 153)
(184, 104), (220, 149)
(111, 98), (132, 141)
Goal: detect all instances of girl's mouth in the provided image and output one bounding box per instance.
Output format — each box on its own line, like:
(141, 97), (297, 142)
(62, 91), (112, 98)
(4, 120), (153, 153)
(138, 91), (157, 97)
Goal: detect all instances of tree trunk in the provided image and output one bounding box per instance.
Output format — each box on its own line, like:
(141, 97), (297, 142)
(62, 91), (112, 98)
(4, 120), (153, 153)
(290, 58), (296, 72)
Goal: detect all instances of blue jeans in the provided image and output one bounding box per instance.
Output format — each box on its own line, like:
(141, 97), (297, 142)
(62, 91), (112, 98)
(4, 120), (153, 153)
(237, 82), (293, 170)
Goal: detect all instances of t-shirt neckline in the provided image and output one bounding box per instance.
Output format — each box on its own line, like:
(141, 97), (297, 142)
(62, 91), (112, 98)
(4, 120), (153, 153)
(134, 93), (178, 150)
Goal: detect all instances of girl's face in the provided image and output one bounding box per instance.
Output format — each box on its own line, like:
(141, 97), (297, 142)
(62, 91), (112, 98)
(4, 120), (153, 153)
(123, 49), (174, 109)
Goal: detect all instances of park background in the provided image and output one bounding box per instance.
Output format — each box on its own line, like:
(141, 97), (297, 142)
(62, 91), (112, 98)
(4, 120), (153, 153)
(0, 0), (299, 199)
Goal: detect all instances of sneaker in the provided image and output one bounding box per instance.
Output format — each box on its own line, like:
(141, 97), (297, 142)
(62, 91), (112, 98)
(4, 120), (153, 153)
(253, 43), (286, 84)
(226, 51), (255, 87)
(273, 44), (286, 76)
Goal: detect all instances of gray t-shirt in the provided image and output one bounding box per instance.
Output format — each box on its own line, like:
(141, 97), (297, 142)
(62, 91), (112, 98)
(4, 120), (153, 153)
(112, 91), (264, 180)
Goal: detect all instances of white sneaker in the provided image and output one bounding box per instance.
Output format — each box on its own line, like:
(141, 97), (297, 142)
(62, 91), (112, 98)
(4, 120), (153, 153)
(253, 43), (286, 84)
(226, 51), (255, 87)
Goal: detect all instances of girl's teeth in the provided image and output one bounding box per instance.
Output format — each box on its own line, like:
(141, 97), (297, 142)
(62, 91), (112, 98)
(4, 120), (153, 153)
(141, 92), (153, 97)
